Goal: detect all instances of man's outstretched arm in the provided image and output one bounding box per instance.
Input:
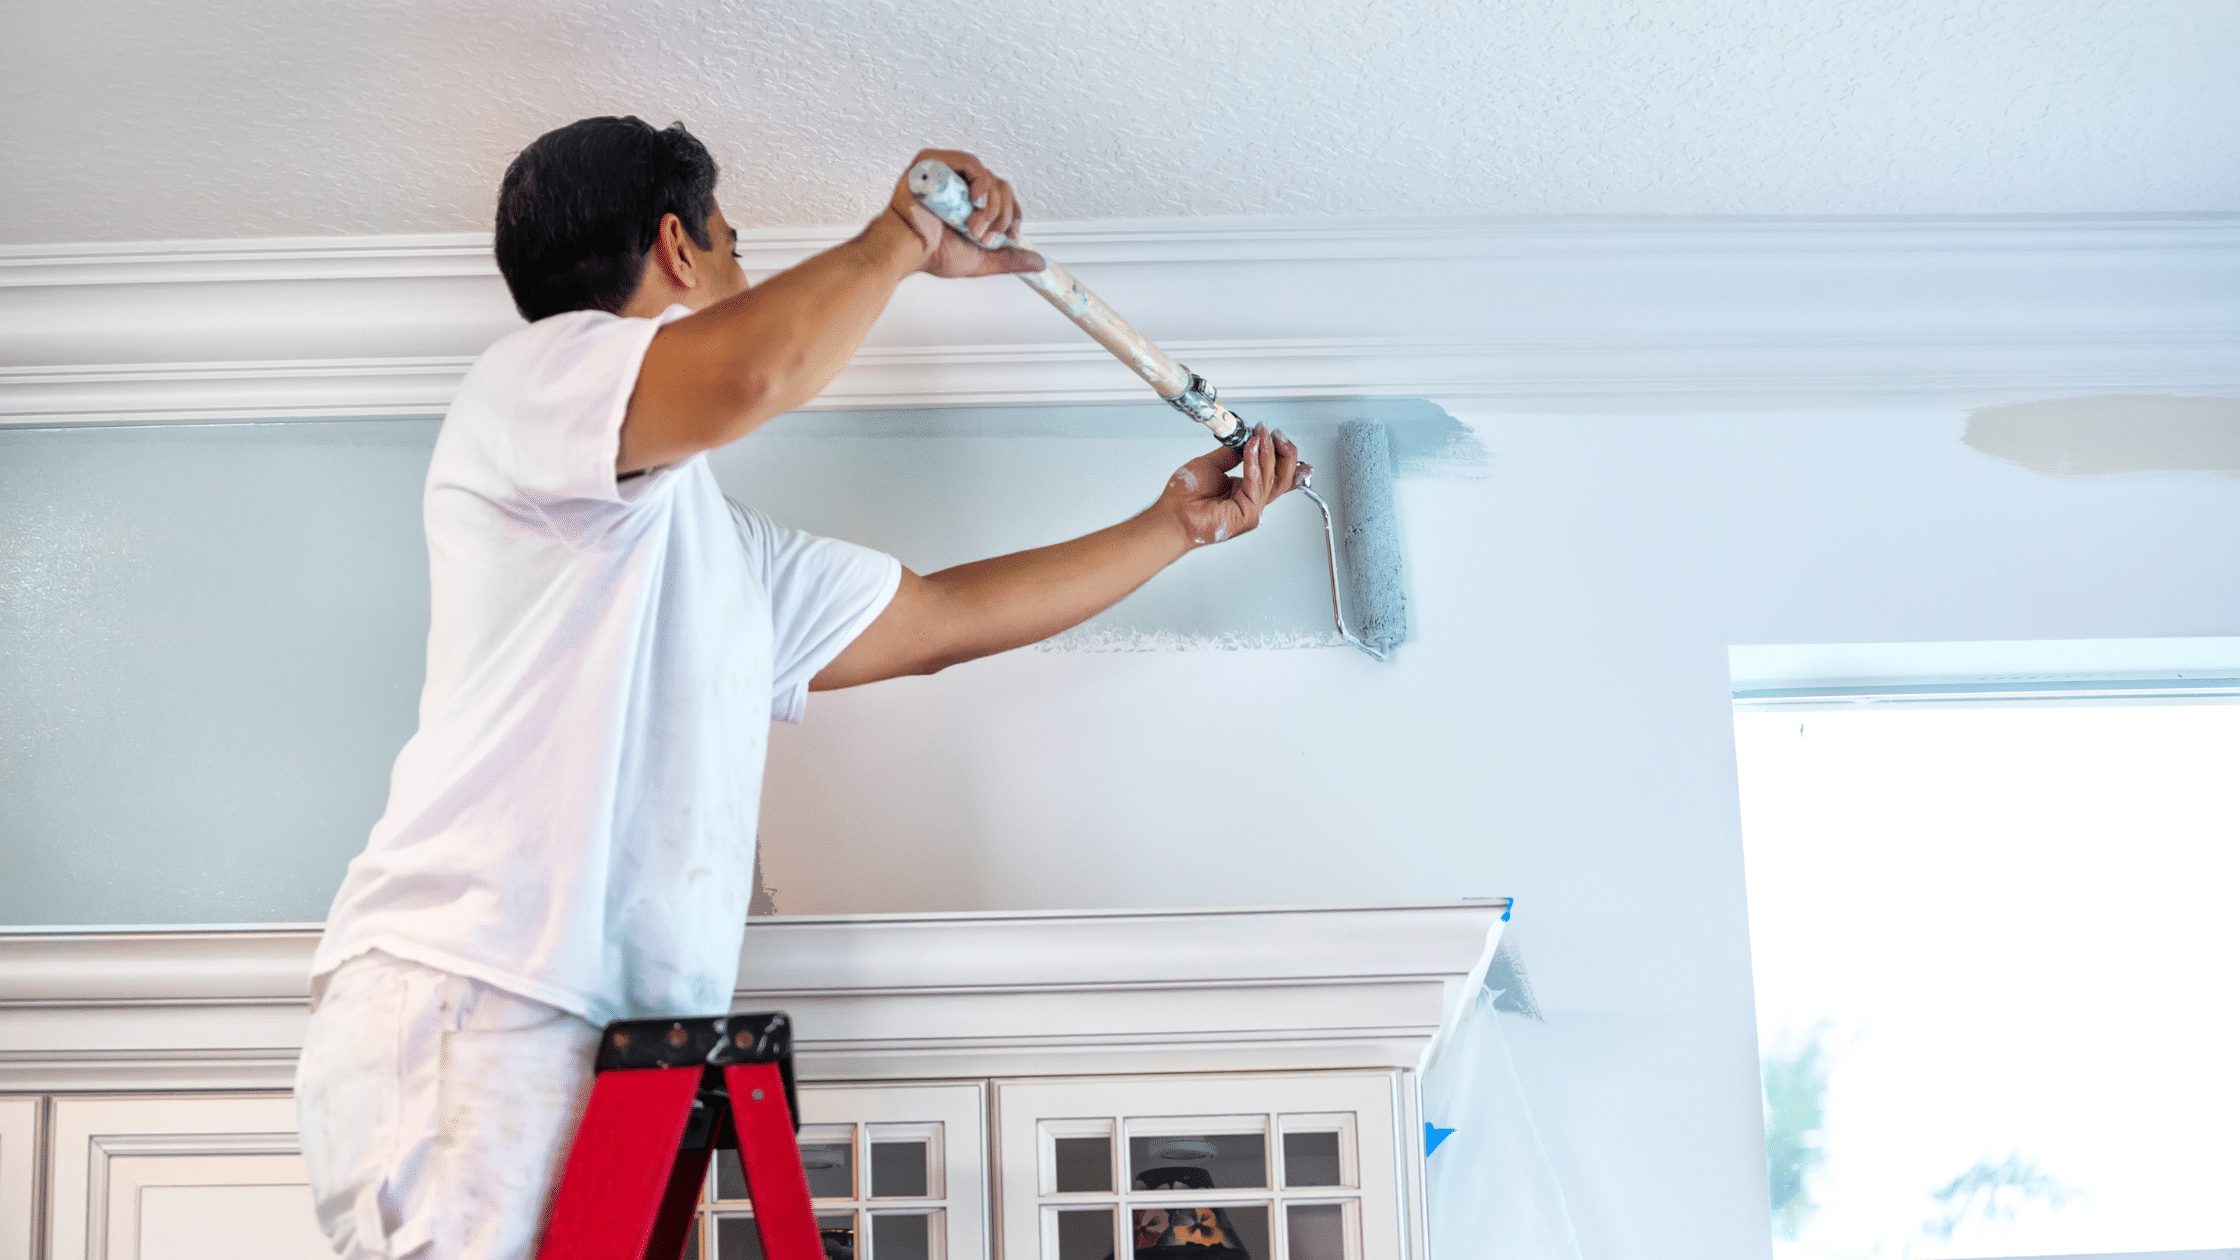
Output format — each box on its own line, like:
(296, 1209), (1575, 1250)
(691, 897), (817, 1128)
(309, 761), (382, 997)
(619, 149), (1043, 475)
(812, 427), (1305, 688)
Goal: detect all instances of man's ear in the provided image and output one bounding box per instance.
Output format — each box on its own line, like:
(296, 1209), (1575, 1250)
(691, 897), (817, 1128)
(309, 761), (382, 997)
(653, 212), (699, 291)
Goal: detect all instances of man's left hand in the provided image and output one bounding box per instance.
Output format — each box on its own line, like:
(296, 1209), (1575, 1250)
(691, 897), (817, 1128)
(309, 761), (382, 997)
(1157, 425), (1306, 548)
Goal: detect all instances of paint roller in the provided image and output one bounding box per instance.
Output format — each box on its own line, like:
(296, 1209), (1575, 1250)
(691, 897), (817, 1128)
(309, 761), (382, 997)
(908, 159), (1408, 660)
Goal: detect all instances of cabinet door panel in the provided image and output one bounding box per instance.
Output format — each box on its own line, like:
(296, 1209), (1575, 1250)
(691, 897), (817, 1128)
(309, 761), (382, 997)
(112, 1154), (328, 1260)
(48, 1094), (319, 1260)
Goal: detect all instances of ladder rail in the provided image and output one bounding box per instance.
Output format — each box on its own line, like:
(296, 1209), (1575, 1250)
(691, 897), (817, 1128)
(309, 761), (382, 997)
(537, 1014), (821, 1260)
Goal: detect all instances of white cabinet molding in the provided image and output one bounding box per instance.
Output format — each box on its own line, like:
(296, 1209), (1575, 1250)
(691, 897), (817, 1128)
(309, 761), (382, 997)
(723, 903), (1510, 1080)
(0, 927), (320, 1004)
(5, 215), (2234, 425)
(0, 902), (1505, 1091)
(1, 1096), (42, 1260)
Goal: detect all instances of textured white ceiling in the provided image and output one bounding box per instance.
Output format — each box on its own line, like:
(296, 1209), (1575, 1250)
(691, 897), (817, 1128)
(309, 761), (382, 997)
(3, 0), (2235, 246)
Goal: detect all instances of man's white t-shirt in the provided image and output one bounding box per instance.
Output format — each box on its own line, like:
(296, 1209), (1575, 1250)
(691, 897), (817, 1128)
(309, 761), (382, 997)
(311, 305), (900, 1027)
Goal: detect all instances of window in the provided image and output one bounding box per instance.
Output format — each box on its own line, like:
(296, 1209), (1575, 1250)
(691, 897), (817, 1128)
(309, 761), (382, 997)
(1731, 640), (2240, 1259)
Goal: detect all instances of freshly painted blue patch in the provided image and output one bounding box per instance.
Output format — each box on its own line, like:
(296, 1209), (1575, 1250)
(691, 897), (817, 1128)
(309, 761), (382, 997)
(712, 397), (1485, 653)
(1486, 936), (1545, 1021)
(0, 419), (437, 926)
(1425, 1122), (1457, 1156)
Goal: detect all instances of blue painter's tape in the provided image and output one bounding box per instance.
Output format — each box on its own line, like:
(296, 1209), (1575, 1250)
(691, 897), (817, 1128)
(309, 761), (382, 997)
(1425, 1122), (1457, 1156)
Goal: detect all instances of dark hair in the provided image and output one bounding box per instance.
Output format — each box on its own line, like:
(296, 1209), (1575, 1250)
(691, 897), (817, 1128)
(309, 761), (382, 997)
(494, 116), (719, 322)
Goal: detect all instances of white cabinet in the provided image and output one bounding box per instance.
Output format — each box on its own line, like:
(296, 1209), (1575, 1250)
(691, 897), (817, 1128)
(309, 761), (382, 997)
(2, 1096), (40, 1260)
(995, 1072), (1402, 1260)
(13, 1074), (1413, 1260)
(683, 1070), (1414, 1259)
(46, 1094), (328, 1260)
(2, 905), (1500, 1260)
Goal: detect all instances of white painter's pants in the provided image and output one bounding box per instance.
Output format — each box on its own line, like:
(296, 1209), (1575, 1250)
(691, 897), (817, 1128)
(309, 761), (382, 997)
(294, 951), (603, 1259)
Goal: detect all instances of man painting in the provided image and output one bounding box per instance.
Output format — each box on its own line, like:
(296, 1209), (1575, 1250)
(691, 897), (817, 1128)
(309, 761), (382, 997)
(294, 117), (1303, 1258)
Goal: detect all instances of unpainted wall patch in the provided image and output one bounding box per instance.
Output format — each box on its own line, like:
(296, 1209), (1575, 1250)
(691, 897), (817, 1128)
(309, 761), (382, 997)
(1964, 394), (2240, 477)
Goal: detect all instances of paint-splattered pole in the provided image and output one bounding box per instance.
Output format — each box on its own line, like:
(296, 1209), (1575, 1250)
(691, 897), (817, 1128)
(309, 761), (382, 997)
(908, 158), (1248, 449)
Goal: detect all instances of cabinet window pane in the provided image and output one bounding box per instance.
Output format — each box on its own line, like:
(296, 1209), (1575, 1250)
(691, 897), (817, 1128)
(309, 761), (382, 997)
(870, 1211), (935, 1260)
(717, 1124), (856, 1202)
(1286, 1203), (1346, 1260)
(1051, 1132), (1112, 1193)
(800, 1126), (858, 1200)
(1281, 1131), (1343, 1187)
(1054, 1207), (1115, 1260)
(819, 1213), (857, 1258)
(716, 1216), (764, 1260)
(871, 1139), (930, 1198)
(1137, 1205), (1268, 1258)
(1128, 1131), (1267, 1190)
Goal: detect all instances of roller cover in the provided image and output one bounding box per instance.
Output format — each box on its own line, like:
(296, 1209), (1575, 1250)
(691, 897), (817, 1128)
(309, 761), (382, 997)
(1334, 418), (1408, 656)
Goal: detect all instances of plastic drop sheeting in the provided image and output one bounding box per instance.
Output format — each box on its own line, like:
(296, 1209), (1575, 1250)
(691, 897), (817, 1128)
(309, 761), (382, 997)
(1420, 919), (1584, 1260)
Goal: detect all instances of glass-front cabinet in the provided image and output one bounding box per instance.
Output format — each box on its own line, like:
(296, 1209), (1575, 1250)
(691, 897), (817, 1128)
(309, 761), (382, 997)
(999, 1072), (1399, 1260)
(4, 903), (1496, 1260)
(681, 1071), (1401, 1260)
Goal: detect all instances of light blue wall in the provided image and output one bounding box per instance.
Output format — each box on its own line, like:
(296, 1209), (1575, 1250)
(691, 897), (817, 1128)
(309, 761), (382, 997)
(0, 400), (1464, 924)
(0, 419), (435, 924)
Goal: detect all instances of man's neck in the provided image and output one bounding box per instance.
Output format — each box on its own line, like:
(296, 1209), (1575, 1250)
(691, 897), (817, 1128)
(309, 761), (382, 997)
(619, 283), (689, 320)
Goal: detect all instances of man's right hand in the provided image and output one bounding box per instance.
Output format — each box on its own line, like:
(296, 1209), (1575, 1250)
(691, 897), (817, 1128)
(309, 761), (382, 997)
(877, 148), (1046, 278)
(622, 148), (1050, 474)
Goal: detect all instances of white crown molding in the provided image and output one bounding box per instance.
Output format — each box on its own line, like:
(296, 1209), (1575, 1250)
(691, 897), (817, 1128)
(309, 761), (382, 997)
(0, 357), (476, 424)
(3, 215), (2235, 425)
(0, 233), (501, 286)
(6, 213), (2231, 279)
(0, 901), (1500, 1001)
(0, 902), (1505, 1089)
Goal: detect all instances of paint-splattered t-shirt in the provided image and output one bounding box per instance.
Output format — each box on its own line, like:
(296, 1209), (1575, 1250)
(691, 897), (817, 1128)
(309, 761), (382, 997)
(310, 305), (899, 1026)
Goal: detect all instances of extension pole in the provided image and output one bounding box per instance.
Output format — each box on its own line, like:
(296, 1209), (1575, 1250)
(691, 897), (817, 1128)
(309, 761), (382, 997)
(908, 159), (1249, 449)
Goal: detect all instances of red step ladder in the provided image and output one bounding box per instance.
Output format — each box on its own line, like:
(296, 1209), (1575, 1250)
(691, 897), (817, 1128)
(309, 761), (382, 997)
(538, 1012), (822, 1260)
